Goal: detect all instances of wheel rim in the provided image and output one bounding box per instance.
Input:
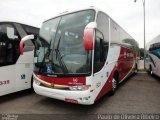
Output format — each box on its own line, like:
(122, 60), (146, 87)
(112, 78), (117, 91)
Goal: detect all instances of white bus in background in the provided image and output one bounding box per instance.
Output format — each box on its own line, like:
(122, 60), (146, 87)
(0, 22), (39, 96)
(21, 7), (139, 105)
(145, 35), (160, 77)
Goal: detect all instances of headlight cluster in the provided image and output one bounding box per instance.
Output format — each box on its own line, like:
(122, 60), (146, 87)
(34, 78), (41, 85)
(69, 85), (91, 91)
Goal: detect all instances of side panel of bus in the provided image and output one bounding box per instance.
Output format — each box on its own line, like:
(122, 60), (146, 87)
(92, 12), (136, 101)
(0, 66), (15, 96)
(149, 51), (160, 77)
(145, 39), (160, 77)
(0, 23), (19, 96)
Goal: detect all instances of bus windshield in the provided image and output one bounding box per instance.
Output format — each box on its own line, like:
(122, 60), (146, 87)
(34, 10), (95, 76)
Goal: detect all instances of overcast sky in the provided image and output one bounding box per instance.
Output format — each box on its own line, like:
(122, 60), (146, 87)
(0, 0), (160, 48)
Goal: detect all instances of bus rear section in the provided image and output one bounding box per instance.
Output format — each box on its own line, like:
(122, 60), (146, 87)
(0, 22), (39, 96)
(20, 8), (138, 105)
(145, 35), (160, 77)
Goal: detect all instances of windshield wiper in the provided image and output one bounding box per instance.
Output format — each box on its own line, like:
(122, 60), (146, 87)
(54, 34), (69, 73)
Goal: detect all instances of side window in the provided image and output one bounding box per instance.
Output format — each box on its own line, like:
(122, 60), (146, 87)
(94, 12), (109, 73)
(0, 24), (20, 66)
(0, 41), (6, 66)
(110, 20), (119, 44)
(96, 12), (109, 61)
(97, 12), (109, 42)
(94, 30), (104, 73)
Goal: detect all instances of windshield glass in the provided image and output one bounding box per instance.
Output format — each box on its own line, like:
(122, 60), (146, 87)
(34, 10), (95, 76)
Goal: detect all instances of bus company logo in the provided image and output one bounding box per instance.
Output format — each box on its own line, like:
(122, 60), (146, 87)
(73, 78), (78, 83)
(68, 78), (78, 85)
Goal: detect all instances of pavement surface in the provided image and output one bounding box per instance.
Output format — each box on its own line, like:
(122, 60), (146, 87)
(0, 73), (160, 120)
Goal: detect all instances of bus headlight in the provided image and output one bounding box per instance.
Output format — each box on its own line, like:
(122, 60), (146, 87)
(34, 78), (41, 85)
(69, 85), (91, 91)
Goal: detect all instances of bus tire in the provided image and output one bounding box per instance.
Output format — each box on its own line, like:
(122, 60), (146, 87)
(149, 65), (153, 75)
(109, 73), (119, 96)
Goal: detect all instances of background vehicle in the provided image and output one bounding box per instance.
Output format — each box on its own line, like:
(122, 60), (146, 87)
(20, 7), (139, 105)
(145, 34), (160, 77)
(0, 22), (39, 96)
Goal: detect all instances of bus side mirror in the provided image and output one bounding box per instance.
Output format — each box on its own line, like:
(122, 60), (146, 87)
(20, 35), (34, 55)
(83, 22), (97, 50)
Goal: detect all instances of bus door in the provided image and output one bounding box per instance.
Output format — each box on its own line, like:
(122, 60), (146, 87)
(0, 23), (19, 95)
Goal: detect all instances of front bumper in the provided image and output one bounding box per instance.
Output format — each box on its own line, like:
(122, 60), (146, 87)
(33, 82), (94, 105)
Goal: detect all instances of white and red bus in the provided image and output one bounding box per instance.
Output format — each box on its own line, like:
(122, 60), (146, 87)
(0, 21), (39, 96)
(145, 35), (160, 77)
(20, 7), (139, 105)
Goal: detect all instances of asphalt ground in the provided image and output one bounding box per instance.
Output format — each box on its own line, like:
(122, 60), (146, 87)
(0, 73), (160, 120)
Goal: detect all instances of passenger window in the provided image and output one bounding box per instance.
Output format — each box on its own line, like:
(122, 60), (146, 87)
(0, 24), (20, 66)
(94, 30), (105, 73)
(96, 12), (109, 61)
(94, 12), (109, 73)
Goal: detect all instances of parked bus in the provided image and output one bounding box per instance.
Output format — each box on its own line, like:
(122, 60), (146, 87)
(20, 7), (139, 105)
(0, 22), (39, 96)
(145, 35), (160, 77)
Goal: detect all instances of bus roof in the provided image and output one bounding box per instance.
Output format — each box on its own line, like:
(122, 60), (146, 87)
(44, 6), (100, 23)
(42, 6), (138, 48)
(0, 20), (39, 28)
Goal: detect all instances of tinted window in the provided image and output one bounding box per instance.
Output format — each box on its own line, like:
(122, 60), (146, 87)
(94, 12), (109, 73)
(97, 12), (109, 42)
(110, 19), (138, 48)
(149, 42), (160, 51)
(94, 30), (105, 73)
(0, 24), (20, 66)
(97, 12), (109, 60)
(110, 20), (119, 44)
